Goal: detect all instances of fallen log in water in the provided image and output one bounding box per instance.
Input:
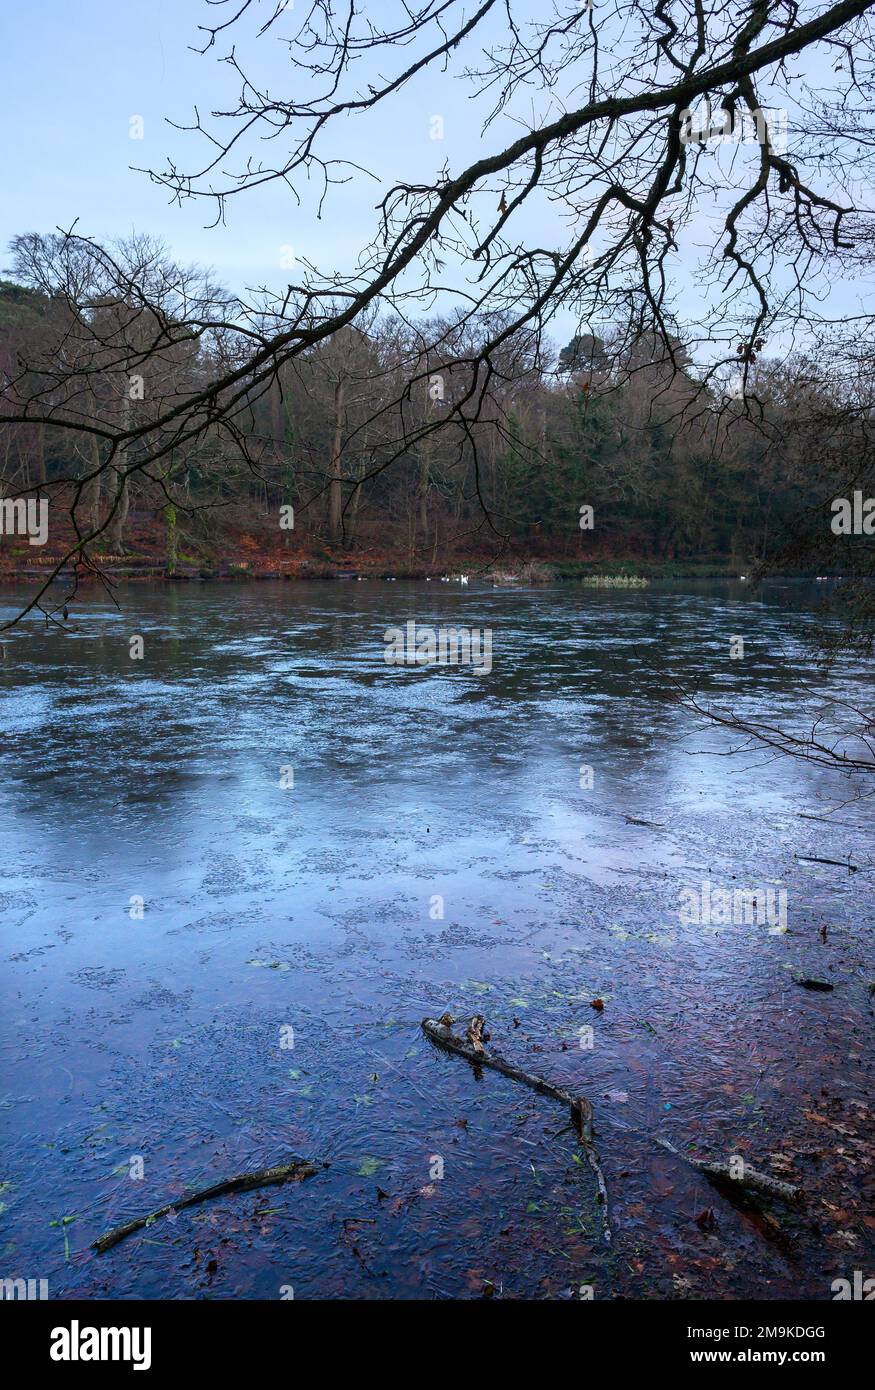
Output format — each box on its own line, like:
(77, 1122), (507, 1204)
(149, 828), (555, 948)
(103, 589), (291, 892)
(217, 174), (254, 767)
(795, 854), (859, 872)
(422, 1014), (610, 1242)
(656, 1137), (802, 1205)
(93, 1158), (321, 1254)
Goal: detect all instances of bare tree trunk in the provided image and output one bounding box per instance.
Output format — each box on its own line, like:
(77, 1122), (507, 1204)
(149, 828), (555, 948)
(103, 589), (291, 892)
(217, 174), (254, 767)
(419, 428), (432, 548)
(107, 396), (131, 554)
(328, 377), (345, 544)
(32, 424), (47, 487)
(81, 434), (102, 538)
(346, 473), (363, 547)
(107, 455), (129, 554)
(270, 372), (285, 516)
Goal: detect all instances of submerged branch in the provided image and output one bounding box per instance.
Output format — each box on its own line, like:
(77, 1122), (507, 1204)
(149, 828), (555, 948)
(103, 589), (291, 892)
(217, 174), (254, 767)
(93, 1157), (322, 1254)
(657, 1138), (802, 1205)
(422, 1014), (611, 1242)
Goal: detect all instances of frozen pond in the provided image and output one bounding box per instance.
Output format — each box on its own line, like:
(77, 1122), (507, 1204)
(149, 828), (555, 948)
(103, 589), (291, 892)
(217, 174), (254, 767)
(1, 578), (873, 1299)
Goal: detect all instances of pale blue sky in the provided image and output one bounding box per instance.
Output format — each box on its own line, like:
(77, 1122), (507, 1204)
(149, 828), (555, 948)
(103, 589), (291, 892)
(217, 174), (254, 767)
(1, 0), (500, 291)
(2, 0), (872, 359)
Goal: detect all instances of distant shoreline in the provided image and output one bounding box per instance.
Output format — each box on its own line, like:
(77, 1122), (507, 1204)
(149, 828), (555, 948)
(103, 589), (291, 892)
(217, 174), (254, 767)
(0, 558), (836, 585)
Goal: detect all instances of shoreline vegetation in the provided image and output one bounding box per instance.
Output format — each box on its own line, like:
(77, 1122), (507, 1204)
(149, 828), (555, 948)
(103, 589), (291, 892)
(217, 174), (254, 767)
(0, 517), (830, 587)
(0, 552), (813, 584)
(0, 557), (833, 585)
(0, 557), (832, 584)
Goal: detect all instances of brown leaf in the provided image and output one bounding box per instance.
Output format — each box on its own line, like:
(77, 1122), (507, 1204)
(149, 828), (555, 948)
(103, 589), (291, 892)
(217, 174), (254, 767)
(572, 1097), (594, 1143)
(466, 1015), (489, 1054)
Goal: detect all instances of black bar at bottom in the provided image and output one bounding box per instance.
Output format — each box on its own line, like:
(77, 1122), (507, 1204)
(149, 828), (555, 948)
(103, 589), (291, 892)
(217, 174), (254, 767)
(6, 1297), (870, 1375)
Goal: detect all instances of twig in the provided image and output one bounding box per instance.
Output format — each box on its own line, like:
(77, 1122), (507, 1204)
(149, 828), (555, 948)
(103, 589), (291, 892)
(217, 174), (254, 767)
(93, 1158), (322, 1253)
(795, 854), (859, 871)
(656, 1137), (801, 1205)
(422, 1015), (611, 1243)
(797, 812), (836, 823)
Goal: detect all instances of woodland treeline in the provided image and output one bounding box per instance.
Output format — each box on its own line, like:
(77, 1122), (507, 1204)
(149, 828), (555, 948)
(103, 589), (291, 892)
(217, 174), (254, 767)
(0, 245), (866, 572)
